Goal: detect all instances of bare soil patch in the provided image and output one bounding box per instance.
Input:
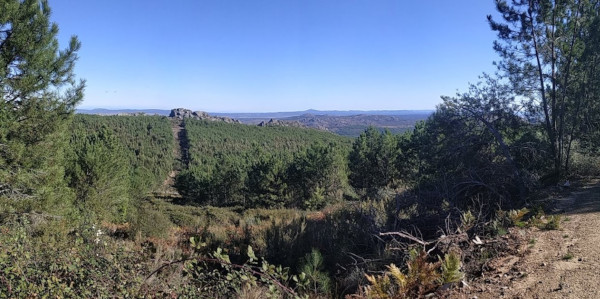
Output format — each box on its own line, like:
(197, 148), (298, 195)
(446, 179), (600, 299)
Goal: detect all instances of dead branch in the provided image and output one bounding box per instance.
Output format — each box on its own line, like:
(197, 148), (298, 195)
(380, 231), (432, 246)
(142, 256), (298, 297)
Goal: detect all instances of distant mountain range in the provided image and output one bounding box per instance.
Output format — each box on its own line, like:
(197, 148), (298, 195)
(211, 109), (433, 118)
(76, 108), (433, 118)
(76, 108), (172, 116)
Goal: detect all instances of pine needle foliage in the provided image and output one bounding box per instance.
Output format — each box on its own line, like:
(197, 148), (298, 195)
(0, 0), (85, 211)
(298, 248), (331, 295)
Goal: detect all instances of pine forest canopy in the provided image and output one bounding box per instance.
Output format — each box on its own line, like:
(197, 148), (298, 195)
(177, 119), (354, 209)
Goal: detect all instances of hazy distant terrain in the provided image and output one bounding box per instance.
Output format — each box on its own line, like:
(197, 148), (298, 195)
(211, 109), (433, 118)
(241, 113), (430, 136)
(76, 108), (172, 116)
(77, 108), (432, 137)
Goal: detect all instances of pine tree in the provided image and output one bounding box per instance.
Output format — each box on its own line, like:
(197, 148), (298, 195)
(65, 126), (130, 222)
(348, 127), (399, 190)
(488, 0), (600, 179)
(0, 0), (85, 209)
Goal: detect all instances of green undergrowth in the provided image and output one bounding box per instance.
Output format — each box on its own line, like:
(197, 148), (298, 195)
(0, 196), (396, 297)
(0, 215), (146, 297)
(0, 189), (573, 298)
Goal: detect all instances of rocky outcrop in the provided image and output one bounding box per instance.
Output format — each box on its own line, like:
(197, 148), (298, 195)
(257, 118), (306, 128)
(169, 108), (241, 123)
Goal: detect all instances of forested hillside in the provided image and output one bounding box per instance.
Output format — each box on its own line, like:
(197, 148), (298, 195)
(176, 119), (353, 209)
(65, 114), (173, 220)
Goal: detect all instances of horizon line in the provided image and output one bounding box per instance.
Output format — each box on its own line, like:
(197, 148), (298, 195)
(76, 107), (436, 113)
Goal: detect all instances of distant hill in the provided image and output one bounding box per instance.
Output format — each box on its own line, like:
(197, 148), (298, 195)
(76, 108), (171, 116)
(240, 113), (430, 137)
(76, 108), (432, 137)
(210, 109), (433, 119)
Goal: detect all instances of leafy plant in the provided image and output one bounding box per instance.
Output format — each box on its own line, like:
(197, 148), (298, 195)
(160, 239), (311, 298)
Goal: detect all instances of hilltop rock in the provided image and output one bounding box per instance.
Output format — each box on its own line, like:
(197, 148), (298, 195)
(169, 108), (193, 118)
(169, 108), (241, 123)
(257, 118), (306, 128)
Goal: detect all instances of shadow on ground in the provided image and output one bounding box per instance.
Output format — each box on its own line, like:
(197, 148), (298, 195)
(552, 179), (600, 215)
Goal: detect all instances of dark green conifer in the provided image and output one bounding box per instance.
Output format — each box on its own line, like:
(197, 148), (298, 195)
(0, 0), (84, 209)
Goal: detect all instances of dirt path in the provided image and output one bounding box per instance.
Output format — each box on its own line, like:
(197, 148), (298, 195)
(455, 180), (600, 299)
(155, 119), (188, 198)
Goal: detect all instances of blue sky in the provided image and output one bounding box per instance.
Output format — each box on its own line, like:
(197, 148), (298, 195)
(51, 1), (501, 112)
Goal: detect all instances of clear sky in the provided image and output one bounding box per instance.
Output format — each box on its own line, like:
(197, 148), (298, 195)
(50, 1), (501, 112)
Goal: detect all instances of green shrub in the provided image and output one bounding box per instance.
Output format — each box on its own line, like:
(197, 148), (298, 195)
(132, 205), (173, 239)
(0, 219), (144, 298)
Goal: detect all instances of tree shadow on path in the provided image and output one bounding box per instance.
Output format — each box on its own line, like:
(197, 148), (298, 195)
(552, 179), (600, 215)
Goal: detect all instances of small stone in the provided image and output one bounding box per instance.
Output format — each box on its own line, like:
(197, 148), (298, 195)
(578, 257), (583, 262)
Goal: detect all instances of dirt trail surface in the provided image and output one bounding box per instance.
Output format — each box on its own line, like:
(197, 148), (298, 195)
(453, 180), (600, 299)
(155, 119), (187, 198)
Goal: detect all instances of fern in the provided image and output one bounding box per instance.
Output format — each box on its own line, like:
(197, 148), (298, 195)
(387, 264), (407, 290)
(362, 251), (442, 298)
(508, 208), (529, 226)
(460, 210), (476, 230)
(441, 252), (463, 283)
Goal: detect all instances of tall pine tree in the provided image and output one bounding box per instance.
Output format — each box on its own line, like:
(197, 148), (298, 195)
(0, 0), (84, 209)
(488, 0), (600, 179)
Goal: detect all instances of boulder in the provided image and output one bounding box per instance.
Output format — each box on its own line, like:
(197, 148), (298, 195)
(169, 108), (241, 123)
(169, 108), (194, 119)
